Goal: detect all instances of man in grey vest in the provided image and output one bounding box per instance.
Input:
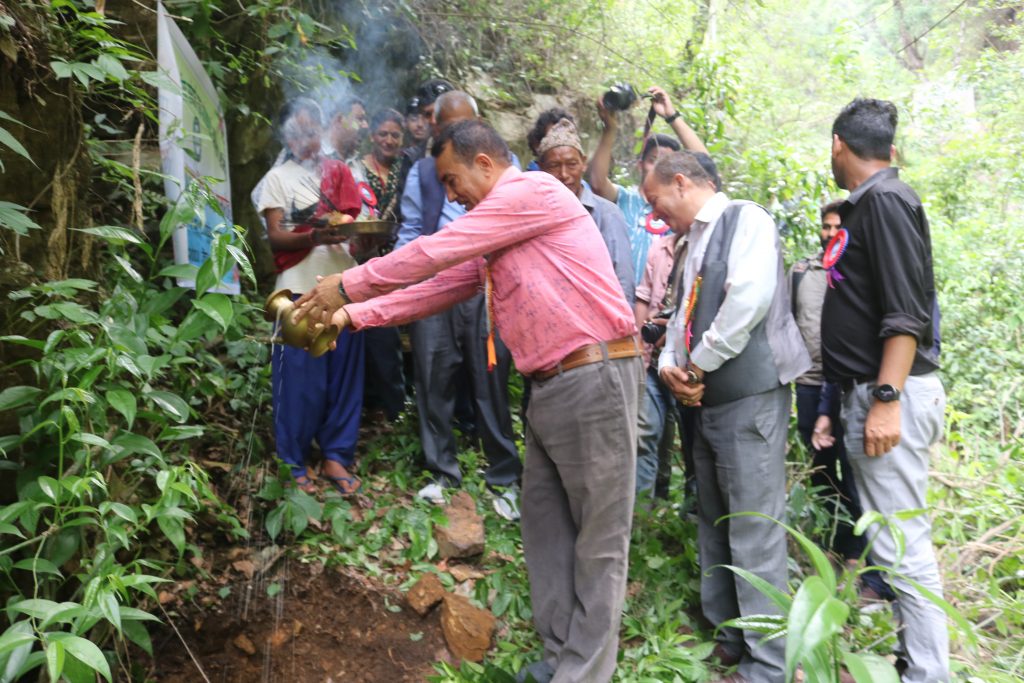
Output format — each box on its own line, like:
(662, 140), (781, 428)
(644, 152), (811, 683)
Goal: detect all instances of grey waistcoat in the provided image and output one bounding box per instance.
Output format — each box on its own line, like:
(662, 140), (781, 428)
(690, 201), (812, 406)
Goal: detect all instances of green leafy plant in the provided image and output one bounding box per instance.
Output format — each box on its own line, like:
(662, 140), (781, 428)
(721, 511), (978, 683)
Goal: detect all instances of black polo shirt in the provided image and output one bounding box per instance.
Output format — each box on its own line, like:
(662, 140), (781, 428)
(821, 167), (938, 381)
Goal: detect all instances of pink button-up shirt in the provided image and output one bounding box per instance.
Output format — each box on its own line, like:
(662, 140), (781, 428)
(636, 232), (681, 368)
(343, 166), (636, 374)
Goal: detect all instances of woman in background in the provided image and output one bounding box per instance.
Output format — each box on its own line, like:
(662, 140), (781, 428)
(354, 108), (405, 223)
(352, 108), (408, 422)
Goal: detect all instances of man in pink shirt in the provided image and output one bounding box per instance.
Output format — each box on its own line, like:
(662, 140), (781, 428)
(296, 120), (641, 683)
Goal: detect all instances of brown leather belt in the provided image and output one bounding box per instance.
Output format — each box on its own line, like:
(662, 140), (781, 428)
(530, 335), (640, 382)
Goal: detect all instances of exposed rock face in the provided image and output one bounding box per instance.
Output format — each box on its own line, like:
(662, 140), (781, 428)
(439, 594), (495, 663)
(407, 572), (446, 616)
(434, 492), (485, 559)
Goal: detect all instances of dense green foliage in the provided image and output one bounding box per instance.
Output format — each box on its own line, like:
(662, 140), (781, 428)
(1, 0), (1022, 682)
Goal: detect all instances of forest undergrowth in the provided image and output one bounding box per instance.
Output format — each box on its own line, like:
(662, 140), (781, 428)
(2, 1), (1023, 682)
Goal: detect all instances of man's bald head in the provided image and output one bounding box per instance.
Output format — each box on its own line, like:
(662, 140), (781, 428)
(433, 91), (479, 135)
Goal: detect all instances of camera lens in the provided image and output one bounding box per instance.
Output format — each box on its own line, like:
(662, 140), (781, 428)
(640, 321), (666, 345)
(602, 83), (637, 112)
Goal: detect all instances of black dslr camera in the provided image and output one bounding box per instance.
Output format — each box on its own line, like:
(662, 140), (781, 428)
(640, 307), (676, 345)
(601, 83), (651, 112)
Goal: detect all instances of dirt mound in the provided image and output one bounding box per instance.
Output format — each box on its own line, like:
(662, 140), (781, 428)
(150, 563), (449, 683)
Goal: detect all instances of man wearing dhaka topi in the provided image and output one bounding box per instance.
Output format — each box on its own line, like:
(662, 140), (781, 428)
(294, 119), (641, 683)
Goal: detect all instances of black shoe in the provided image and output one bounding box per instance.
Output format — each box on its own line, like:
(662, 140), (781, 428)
(515, 661), (555, 683)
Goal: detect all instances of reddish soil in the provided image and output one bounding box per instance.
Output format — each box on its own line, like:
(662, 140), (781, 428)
(148, 563), (449, 683)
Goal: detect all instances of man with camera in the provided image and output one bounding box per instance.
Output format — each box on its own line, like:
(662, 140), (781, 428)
(589, 85), (709, 285)
(648, 151), (810, 683)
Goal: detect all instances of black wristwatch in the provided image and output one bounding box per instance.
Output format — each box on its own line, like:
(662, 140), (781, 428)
(663, 112), (680, 124)
(337, 278), (351, 305)
(871, 384), (901, 403)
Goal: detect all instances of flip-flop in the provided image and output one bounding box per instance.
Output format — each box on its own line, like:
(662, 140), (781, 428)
(290, 469), (318, 494)
(321, 473), (361, 496)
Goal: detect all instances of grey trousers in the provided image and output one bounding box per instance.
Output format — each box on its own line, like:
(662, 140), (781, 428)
(694, 384), (789, 683)
(842, 373), (949, 683)
(409, 293), (521, 487)
(521, 355), (641, 683)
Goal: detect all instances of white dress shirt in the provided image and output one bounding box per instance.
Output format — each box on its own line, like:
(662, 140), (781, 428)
(659, 192), (779, 373)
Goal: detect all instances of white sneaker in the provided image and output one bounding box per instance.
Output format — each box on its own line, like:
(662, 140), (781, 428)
(492, 486), (521, 521)
(416, 482), (446, 505)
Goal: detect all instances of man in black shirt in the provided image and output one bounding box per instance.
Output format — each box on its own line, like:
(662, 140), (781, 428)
(822, 98), (948, 683)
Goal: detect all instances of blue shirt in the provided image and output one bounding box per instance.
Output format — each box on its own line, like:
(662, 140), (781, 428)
(580, 184), (635, 304)
(615, 184), (668, 286)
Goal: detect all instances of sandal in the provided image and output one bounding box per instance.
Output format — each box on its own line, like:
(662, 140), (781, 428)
(321, 472), (361, 496)
(290, 468), (318, 494)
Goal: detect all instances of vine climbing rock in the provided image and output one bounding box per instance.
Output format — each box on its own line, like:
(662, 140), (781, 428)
(434, 491), (486, 559)
(440, 593), (496, 663)
(407, 572), (446, 616)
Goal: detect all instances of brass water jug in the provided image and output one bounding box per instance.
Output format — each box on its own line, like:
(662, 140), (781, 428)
(264, 289), (340, 358)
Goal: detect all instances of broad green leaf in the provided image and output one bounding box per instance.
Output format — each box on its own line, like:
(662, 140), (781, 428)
(100, 592), (121, 632)
(44, 640), (64, 683)
(106, 389), (137, 428)
(96, 53), (129, 81)
(113, 253), (143, 283)
(193, 293), (234, 331)
(194, 258), (217, 295)
(0, 386), (41, 411)
(156, 515), (186, 554)
(0, 335), (45, 350)
(784, 576), (848, 681)
(46, 634), (111, 682)
(265, 505), (284, 540)
(226, 244), (256, 284)
(50, 60), (72, 79)
(158, 425), (204, 441)
(119, 606), (160, 622)
(122, 619), (153, 655)
(0, 201), (41, 235)
(0, 126), (31, 164)
(12, 558), (62, 578)
(101, 502), (138, 524)
(158, 263), (198, 279)
(843, 651), (899, 683)
(9, 598), (60, 621)
(111, 432), (161, 459)
(140, 69), (182, 95)
(69, 432), (111, 449)
(38, 476), (60, 502)
(75, 225), (143, 244)
(0, 522), (24, 537)
(719, 615), (786, 635)
(147, 390), (190, 423)
(42, 387), (96, 407)
(0, 622), (35, 657)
